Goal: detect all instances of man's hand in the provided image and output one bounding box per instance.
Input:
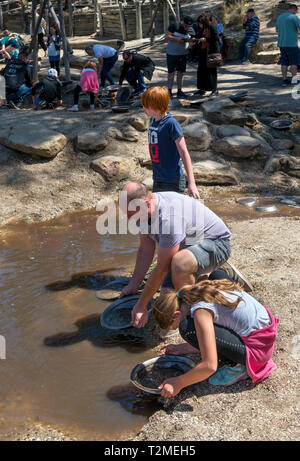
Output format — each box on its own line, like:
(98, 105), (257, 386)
(119, 283), (139, 299)
(131, 303), (149, 328)
(188, 182), (200, 200)
(159, 376), (183, 398)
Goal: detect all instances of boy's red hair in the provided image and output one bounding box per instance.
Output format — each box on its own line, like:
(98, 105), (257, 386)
(141, 86), (170, 114)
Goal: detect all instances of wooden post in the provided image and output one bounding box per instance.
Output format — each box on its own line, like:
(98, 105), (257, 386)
(68, 0), (73, 37)
(163, 0), (169, 32)
(98, 2), (103, 37)
(150, 0), (155, 45)
(29, 0), (48, 53)
(48, 1), (73, 55)
(118, 1), (127, 41)
(57, 0), (71, 81)
(165, 0), (177, 21)
(175, 0), (180, 21)
(147, 0), (162, 36)
(0, 4), (3, 31)
(32, 0), (39, 83)
(135, 0), (143, 40)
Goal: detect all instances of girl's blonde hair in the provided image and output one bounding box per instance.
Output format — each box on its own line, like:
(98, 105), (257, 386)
(153, 279), (243, 329)
(84, 61), (97, 70)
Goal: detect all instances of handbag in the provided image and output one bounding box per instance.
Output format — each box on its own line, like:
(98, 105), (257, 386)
(207, 52), (223, 68)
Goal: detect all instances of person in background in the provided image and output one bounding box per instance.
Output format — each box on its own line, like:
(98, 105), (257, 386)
(32, 68), (62, 109)
(141, 86), (200, 197)
(192, 16), (219, 98)
(238, 8), (260, 64)
(153, 269), (278, 396)
(85, 44), (118, 88)
(30, 13), (47, 57)
(276, 3), (300, 86)
(165, 16), (194, 99)
(47, 25), (61, 76)
(204, 9), (218, 28)
(119, 50), (155, 97)
(67, 61), (99, 112)
(0, 30), (20, 60)
(0, 49), (32, 108)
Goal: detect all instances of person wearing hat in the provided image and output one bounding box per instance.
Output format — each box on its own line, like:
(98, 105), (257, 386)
(32, 68), (62, 109)
(165, 16), (193, 99)
(119, 50), (155, 97)
(238, 8), (260, 64)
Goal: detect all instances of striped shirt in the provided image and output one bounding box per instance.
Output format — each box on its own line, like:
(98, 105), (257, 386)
(243, 15), (260, 40)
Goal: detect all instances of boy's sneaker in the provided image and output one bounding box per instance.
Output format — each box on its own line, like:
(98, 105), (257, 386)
(219, 260), (253, 292)
(177, 89), (188, 99)
(67, 105), (79, 112)
(281, 79), (290, 87)
(8, 100), (21, 110)
(209, 364), (249, 386)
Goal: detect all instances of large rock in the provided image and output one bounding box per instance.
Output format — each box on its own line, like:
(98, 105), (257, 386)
(182, 122), (212, 152)
(76, 131), (108, 154)
(90, 155), (137, 181)
(0, 125), (67, 158)
(192, 160), (239, 185)
(216, 124), (249, 138)
(126, 114), (149, 132)
(202, 97), (246, 126)
(255, 51), (280, 64)
(212, 135), (262, 159)
(264, 153), (300, 178)
(271, 138), (294, 150)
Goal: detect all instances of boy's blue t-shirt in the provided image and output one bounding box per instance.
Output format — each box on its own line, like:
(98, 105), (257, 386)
(276, 12), (300, 47)
(148, 113), (184, 183)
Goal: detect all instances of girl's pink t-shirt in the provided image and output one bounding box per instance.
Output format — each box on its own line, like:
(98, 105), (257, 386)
(80, 69), (99, 94)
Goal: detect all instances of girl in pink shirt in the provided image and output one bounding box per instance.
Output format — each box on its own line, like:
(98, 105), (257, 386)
(153, 269), (278, 398)
(68, 61), (99, 112)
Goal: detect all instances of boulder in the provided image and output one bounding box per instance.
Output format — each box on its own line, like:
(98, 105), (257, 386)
(116, 126), (139, 142)
(202, 97), (246, 126)
(76, 131), (108, 154)
(126, 114), (149, 132)
(264, 153), (300, 178)
(90, 155), (137, 181)
(212, 135), (262, 159)
(216, 124), (249, 138)
(192, 160), (239, 185)
(182, 122), (212, 152)
(271, 138), (294, 150)
(0, 125), (67, 158)
(255, 50), (280, 65)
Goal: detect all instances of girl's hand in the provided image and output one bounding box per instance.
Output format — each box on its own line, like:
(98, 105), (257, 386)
(159, 377), (183, 398)
(188, 182), (200, 200)
(199, 37), (206, 43)
(119, 283), (139, 299)
(131, 304), (148, 328)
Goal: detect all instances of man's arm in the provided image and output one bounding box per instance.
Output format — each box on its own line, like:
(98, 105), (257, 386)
(98, 56), (104, 76)
(165, 31), (184, 43)
(132, 243), (181, 328)
(119, 233), (156, 298)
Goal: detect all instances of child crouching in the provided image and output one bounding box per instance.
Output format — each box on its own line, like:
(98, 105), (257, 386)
(67, 61), (99, 112)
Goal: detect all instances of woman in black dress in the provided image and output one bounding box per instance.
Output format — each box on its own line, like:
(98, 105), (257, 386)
(193, 16), (220, 98)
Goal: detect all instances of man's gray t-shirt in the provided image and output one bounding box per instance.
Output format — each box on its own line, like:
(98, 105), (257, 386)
(145, 192), (232, 248)
(190, 290), (271, 337)
(166, 22), (190, 56)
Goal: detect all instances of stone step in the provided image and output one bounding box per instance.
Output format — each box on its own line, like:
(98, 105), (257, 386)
(254, 50), (281, 64)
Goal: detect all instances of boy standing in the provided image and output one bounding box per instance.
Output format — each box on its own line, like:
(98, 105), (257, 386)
(141, 86), (199, 199)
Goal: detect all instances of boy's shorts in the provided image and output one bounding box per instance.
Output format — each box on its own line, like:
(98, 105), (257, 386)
(167, 54), (187, 73)
(162, 238), (231, 289)
(153, 175), (186, 194)
(280, 47), (300, 66)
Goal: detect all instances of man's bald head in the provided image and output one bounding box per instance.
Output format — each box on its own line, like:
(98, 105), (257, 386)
(122, 182), (151, 202)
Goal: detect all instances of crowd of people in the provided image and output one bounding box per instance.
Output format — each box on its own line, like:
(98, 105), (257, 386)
(0, 4), (299, 110)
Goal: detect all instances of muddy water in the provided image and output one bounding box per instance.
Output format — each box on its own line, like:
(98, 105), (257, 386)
(0, 194), (299, 440)
(0, 212), (160, 441)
